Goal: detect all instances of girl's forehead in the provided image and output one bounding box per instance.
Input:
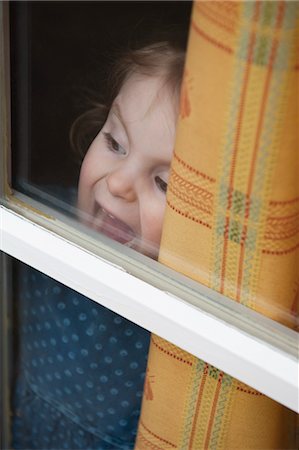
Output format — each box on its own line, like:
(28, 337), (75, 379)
(107, 74), (177, 161)
(114, 73), (177, 123)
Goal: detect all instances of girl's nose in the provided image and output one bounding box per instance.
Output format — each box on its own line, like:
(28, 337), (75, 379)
(106, 168), (137, 202)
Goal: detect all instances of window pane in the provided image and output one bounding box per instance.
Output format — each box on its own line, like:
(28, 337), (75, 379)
(10, 0), (191, 260)
(7, 2), (299, 329)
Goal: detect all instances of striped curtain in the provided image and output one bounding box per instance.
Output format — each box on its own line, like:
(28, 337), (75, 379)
(135, 1), (298, 449)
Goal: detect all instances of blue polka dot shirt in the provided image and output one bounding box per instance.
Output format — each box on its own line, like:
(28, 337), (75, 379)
(12, 262), (150, 449)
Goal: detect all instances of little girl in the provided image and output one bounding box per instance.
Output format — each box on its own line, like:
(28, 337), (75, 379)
(76, 42), (185, 259)
(12, 42), (185, 450)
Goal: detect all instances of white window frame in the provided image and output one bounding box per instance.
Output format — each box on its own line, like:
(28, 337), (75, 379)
(0, 2), (298, 414)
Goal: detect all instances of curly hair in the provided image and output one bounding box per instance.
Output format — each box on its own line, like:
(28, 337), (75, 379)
(70, 41), (185, 163)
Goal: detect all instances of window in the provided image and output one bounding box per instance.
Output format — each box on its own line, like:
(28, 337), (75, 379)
(1, 2), (298, 449)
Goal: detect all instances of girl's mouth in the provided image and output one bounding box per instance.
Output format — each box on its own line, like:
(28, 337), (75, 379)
(93, 206), (137, 245)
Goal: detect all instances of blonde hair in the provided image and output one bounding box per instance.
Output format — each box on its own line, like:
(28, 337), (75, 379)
(70, 42), (185, 161)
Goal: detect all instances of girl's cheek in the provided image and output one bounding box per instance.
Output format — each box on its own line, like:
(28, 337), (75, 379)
(142, 199), (165, 241)
(78, 162), (92, 192)
(80, 145), (107, 185)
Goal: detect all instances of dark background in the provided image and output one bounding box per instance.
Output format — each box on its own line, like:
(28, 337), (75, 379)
(10, 1), (192, 197)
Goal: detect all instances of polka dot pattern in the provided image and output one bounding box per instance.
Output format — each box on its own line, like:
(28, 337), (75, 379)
(12, 263), (150, 449)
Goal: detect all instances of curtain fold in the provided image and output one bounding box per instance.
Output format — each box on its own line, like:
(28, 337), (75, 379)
(135, 1), (298, 449)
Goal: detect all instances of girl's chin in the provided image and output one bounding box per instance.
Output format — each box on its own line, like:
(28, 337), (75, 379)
(92, 222), (136, 245)
(80, 213), (159, 258)
(89, 210), (137, 245)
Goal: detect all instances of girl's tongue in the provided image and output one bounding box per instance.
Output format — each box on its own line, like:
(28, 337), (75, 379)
(97, 209), (136, 245)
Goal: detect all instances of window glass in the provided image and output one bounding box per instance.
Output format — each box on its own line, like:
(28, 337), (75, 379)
(8, 2), (298, 338)
(10, 1), (191, 260)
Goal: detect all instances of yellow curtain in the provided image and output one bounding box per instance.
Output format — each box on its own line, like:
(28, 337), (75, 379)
(135, 1), (298, 449)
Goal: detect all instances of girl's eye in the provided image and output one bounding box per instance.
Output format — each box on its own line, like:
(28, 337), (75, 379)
(155, 176), (168, 193)
(103, 132), (126, 155)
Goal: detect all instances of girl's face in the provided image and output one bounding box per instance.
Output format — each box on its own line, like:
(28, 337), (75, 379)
(78, 74), (177, 258)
